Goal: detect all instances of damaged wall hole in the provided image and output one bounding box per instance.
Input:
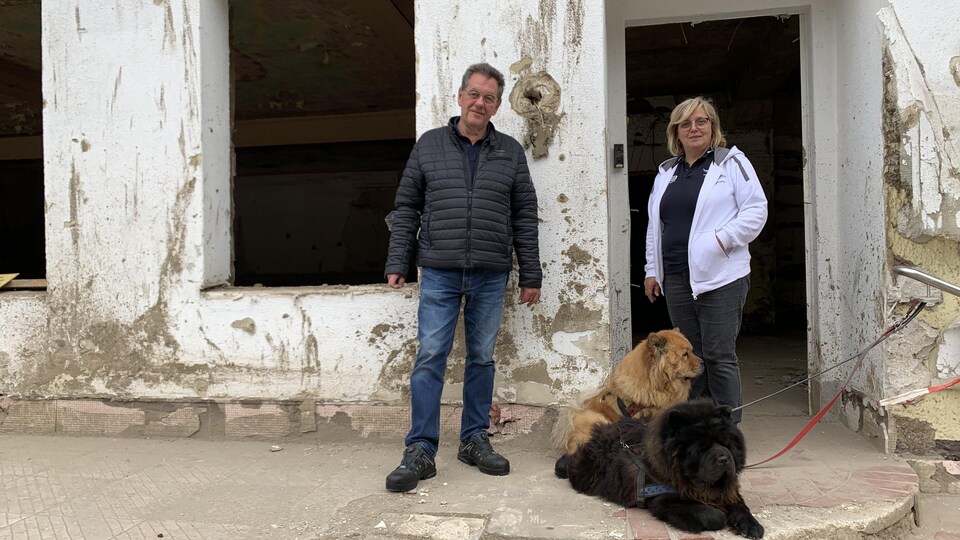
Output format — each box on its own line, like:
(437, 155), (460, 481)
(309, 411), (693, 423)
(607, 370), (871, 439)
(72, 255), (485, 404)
(509, 71), (562, 159)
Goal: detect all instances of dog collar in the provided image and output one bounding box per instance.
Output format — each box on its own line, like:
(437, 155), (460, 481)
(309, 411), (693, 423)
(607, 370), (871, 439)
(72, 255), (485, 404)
(617, 396), (643, 417)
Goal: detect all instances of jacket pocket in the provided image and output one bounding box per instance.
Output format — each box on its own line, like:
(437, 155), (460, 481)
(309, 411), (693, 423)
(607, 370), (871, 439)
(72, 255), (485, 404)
(689, 229), (727, 283)
(419, 213), (430, 248)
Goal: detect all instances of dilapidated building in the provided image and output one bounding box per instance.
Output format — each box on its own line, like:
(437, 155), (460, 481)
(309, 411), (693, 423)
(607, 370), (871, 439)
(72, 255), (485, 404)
(1, 1), (957, 459)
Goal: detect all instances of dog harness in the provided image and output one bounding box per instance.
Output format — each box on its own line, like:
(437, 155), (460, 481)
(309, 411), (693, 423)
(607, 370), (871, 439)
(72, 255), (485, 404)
(617, 427), (676, 508)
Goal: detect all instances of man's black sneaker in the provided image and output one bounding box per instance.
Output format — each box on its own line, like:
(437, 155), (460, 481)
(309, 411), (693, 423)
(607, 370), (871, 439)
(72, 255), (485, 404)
(457, 432), (510, 476)
(385, 444), (437, 492)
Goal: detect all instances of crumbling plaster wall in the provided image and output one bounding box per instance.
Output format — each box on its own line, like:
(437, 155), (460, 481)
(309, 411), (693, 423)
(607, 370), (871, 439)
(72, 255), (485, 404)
(878, 3), (960, 454)
(0, 0), (613, 407)
(415, 0), (614, 403)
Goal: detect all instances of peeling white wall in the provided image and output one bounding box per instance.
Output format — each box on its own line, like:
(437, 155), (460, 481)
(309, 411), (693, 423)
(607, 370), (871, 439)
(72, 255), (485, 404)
(2, 0), (956, 443)
(1, 0), (613, 407)
(881, 4), (960, 240)
(879, 2), (960, 449)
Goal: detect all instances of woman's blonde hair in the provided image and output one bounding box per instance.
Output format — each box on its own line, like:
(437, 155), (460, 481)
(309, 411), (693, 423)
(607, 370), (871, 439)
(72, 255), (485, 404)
(666, 97), (727, 156)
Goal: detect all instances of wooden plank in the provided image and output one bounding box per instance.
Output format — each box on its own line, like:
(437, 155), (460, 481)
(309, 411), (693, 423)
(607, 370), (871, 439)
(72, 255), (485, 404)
(0, 273), (17, 288)
(4, 279), (46, 290)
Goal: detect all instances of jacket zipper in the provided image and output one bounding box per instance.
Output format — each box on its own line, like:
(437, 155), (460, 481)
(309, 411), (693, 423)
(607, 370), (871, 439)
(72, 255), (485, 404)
(459, 136), (476, 269)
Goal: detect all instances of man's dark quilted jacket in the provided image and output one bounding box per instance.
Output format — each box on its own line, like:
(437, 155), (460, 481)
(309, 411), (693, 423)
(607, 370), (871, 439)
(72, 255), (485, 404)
(385, 118), (542, 288)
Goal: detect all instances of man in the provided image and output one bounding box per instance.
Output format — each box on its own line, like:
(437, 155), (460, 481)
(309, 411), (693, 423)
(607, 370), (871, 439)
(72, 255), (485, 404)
(384, 63), (542, 492)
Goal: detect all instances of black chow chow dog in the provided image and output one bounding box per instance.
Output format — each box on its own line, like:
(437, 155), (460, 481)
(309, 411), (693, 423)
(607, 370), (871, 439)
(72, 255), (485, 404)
(556, 399), (764, 539)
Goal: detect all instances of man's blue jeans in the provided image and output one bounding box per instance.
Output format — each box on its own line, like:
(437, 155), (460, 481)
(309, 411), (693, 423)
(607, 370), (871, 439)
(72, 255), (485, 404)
(662, 273), (750, 423)
(405, 267), (509, 457)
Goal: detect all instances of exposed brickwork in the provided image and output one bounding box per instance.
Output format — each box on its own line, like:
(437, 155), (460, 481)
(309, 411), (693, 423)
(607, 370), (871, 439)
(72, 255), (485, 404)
(0, 398), (549, 441)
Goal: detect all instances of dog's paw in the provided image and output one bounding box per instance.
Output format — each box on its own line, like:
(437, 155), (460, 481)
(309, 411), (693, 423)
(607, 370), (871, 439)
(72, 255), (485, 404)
(696, 506), (727, 531)
(554, 454), (570, 479)
(729, 513), (764, 539)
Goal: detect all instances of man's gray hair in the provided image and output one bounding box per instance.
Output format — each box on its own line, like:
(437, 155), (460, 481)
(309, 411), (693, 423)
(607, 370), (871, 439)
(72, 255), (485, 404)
(460, 63), (505, 99)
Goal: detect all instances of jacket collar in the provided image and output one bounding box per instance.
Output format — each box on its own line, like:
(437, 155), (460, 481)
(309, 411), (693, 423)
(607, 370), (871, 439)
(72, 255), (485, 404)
(659, 146), (742, 172)
(449, 116), (498, 144)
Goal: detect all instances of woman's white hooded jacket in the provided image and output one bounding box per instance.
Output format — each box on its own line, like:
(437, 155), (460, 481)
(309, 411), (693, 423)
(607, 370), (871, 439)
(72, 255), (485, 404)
(644, 146), (768, 299)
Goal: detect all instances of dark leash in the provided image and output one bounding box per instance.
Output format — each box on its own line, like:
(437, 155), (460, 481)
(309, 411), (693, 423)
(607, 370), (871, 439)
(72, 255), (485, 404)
(617, 421), (676, 506)
(740, 299), (927, 468)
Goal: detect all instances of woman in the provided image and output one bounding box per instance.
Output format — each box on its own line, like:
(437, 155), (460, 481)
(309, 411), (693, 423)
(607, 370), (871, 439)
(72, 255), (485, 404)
(643, 97), (768, 423)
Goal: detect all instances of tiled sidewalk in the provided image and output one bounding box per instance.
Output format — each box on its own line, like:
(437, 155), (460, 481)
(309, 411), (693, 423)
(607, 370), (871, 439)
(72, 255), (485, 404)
(0, 415), (936, 540)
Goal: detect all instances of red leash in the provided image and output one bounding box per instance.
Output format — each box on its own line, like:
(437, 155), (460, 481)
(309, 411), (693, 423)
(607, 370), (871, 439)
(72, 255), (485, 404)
(745, 300), (927, 468)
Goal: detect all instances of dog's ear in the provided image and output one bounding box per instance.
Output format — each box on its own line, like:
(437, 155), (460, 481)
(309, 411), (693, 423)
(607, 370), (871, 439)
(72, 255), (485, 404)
(646, 332), (667, 355)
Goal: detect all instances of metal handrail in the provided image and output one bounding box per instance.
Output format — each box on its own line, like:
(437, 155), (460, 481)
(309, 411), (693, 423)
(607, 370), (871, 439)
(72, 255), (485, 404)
(893, 266), (960, 297)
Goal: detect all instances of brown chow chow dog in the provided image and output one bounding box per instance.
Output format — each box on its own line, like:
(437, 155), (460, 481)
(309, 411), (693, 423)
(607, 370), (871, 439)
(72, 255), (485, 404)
(552, 329), (702, 473)
(560, 400), (764, 539)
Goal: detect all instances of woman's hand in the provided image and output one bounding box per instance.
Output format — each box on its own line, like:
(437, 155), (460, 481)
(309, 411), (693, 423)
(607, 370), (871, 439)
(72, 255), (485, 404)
(644, 277), (661, 303)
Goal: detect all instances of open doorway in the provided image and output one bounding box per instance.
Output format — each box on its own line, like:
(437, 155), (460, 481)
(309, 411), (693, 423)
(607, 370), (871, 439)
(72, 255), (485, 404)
(625, 15), (808, 412)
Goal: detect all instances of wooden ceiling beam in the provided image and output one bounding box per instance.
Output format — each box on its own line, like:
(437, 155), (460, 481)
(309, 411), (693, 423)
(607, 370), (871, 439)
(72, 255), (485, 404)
(233, 109), (414, 147)
(1, 108), (416, 160)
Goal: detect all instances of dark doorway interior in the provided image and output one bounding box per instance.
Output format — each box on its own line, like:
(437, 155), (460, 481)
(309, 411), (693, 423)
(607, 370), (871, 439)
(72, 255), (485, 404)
(625, 15), (806, 344)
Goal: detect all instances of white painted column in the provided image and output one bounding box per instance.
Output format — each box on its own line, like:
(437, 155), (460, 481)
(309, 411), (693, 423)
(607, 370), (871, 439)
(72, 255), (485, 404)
(41, 0), (228, 390)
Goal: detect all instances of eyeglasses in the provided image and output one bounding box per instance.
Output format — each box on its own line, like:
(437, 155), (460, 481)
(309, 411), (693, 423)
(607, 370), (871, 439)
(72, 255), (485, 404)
(678, 117), (711, 130)
(465, 90), (499, 105)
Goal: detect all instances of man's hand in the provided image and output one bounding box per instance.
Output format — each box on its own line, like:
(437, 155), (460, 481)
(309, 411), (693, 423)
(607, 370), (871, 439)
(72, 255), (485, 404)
(387, 274), (406, 289)
(644, 277), (660, 303)
(519, 287), (541, 307)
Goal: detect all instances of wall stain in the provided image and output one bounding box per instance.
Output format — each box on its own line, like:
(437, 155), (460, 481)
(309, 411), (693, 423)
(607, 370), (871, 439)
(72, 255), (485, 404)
(496, 329), (518, 369)
(231, 318), (256, 335)
(163, 1), (176, 50)
(563, 0), (585, 51)
(68, 161), (80, 247)
(303, 335), (319, 375)
(511, 359), (551, 385)
(431, 29), (452, 128)
(376, 338), (417, 397)
(561, 243), (595, 274)
(510, 56), (533, 74)
(75, 6), (83, 38)
(517, 0), (557, 67)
